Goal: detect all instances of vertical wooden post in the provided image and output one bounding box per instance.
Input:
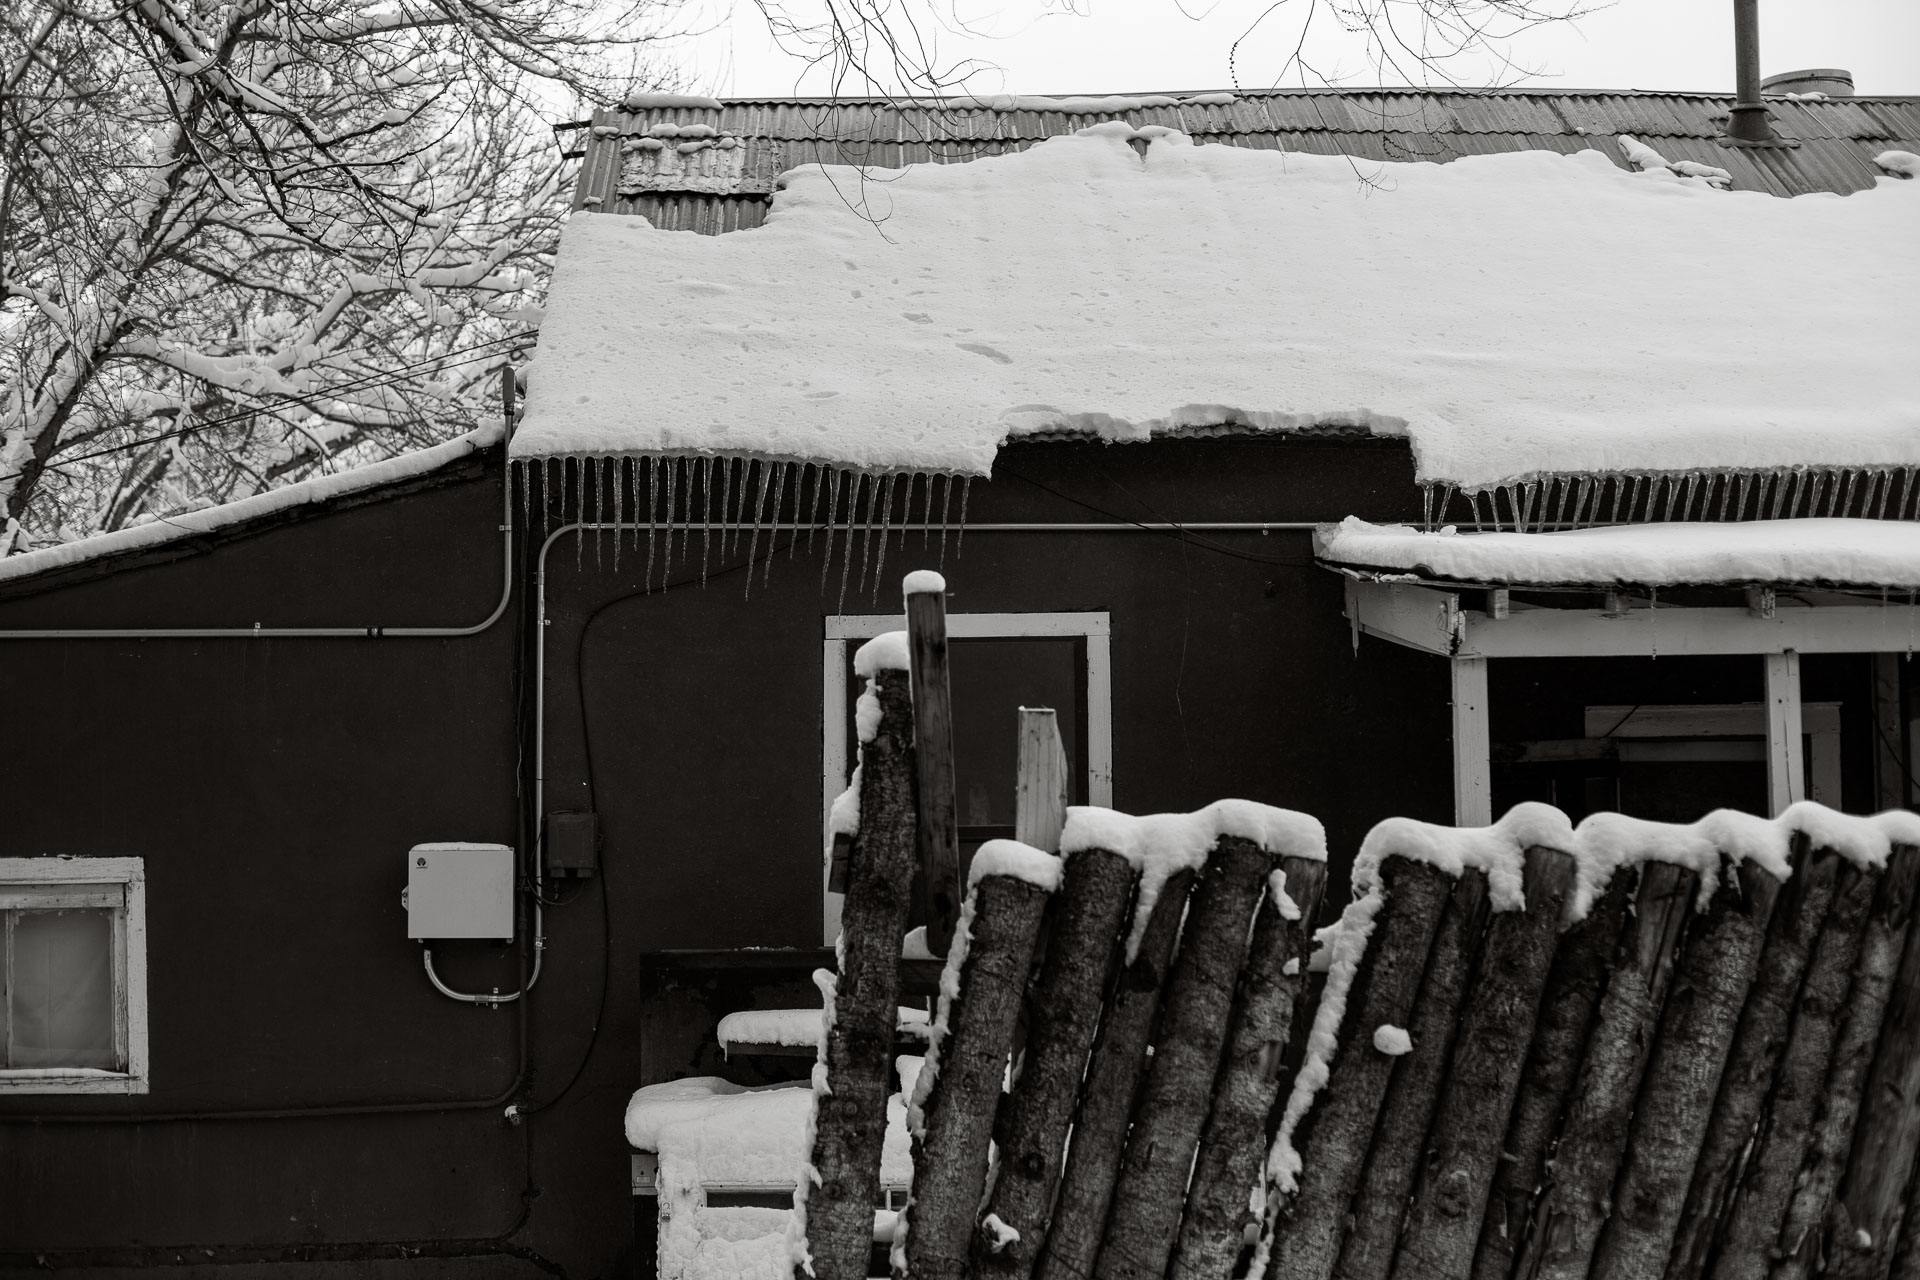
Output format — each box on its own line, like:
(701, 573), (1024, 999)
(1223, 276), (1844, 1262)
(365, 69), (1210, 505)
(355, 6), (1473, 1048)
(1876, 653), (1907, 810)
(1015, 708), (1070, 853)
(909, 575), (962, 956)
(1765, 650), (1805, 816)
(1453, 657), (1493, 826)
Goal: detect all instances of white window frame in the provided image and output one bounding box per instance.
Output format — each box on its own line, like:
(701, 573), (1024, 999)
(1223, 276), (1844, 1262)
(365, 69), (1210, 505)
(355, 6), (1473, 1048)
(0, 856), (149, 1094)
(822, 612), (1113, 942)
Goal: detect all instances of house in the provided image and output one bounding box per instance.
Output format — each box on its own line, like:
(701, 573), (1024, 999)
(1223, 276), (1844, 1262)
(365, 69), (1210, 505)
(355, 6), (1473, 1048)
(1, 80), (1917, 1279)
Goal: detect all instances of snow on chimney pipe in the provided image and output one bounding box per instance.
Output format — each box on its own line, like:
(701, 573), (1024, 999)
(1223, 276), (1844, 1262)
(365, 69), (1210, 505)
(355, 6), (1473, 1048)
(1760, 69), (1855, 98)
(1727, 0), (1776, 143)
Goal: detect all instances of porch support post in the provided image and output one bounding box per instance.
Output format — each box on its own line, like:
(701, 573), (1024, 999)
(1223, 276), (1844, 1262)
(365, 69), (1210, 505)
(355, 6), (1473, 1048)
(1765, 649), (1805, 815)
(1452, 656), (1493, 826)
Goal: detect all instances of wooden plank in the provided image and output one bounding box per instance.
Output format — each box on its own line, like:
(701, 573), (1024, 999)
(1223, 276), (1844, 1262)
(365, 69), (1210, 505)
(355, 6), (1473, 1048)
(1582, 702), (1841, 739)
(827, 611), (1112, 640)
(1014, 708), (1070, 853)
(1876, 653), (1906, 809)
(1454, 657), (1493, 826)
(908, 582), (963, 956)
(1765, 651), (1806, 816)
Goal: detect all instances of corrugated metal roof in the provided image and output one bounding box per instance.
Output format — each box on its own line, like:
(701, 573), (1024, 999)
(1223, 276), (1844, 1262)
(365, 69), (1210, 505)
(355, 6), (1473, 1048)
(564, 88), (1920, 227)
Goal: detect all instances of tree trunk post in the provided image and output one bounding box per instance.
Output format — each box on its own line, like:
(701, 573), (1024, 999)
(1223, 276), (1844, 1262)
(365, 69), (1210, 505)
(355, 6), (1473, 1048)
(1824, 842), (1920, 1279)
(1095, 836), (1275, 1280)
(1171, 854), (1330, 1280)
(1471, 876), (1634, 1280)
(1513, 859), (1698, 1280)
(1591, 857), (1785, 1280)
(903, 869), (1055, 1280)
(1771, 846), (1920, 1280)
(908, 580), (963, 956)
(1035, 868), (1197, 1280)
(1338, 869), (1494, 1280)
(1708, 860), (1878, 1280)
(970, 846), (1139, 1280)
(1267, 857), (1456, 1280)
(1394, 845), (1579, 1280)
(1665, 839), (1835, 1280)
(803, 662), (923, 1280)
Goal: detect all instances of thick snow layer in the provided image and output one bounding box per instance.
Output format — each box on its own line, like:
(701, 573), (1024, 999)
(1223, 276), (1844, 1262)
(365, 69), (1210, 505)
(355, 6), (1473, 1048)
(1876, 151), (1919, 179)
(969, 838), (1065, 890)
(1776, 803), (1920, 867)
(715, 1006), (930, 1052)
(1354, 802), (1577, 914)
(517, 130), (1919, 489)
(623, 91), (726, 111)
(902, 569), (947, 595)
(853, 630), (910, 677)
(930, 92), (1235, 112)
(1317, 517), (1920, 588)
(1372, 1024), (1413, 1056)
(0, 422), (503, 586)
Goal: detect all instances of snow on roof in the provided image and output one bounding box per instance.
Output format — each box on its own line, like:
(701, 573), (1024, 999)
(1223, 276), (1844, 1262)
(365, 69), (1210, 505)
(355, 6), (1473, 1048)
(1315, 516), (1920, 588)
(0, 423), (503, 587)
(517, 126), (1919, 490)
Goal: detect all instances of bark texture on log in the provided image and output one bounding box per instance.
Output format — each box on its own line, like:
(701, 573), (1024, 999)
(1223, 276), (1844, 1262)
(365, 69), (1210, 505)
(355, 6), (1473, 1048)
(1709, 861), (1878, 1280)
(807, 668), (923, 1280)
(1825, 843), (1920, 1280)
(1592, 858), (1785, 1280)
(1395, 846), (1578, 1280)
(904, 875), (1052, 1280)
(1665, 840), (1835, 1280)
(1471, 876), (1634, 1280)
(1890, 1153), (1920, 1280)
(1096, 837), (1274, 1280)
(1035, 869), (1196, 1280)
(1771, 846), (1920, 1280)
(970, 847), (1139, 1280)
(1171, 856), (1329, 1280)
(1337, 870), (1493, 1280)
(1513, 860), (1698, 1280)
(1267, 857), (1456, 1280)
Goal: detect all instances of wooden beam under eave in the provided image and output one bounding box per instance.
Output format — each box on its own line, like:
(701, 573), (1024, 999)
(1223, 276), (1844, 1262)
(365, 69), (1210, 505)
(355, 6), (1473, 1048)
(1765, 650), (1806, 815)
(1453, 656), (1493, 826)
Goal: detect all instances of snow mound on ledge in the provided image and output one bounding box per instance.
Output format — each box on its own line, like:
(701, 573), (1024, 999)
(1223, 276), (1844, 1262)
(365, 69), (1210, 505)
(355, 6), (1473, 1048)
(516, 128), (1920, 489)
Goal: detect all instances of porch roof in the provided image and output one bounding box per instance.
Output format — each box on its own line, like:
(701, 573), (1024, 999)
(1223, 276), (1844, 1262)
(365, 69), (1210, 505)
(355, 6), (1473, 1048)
(1315, 516), (1920, 591)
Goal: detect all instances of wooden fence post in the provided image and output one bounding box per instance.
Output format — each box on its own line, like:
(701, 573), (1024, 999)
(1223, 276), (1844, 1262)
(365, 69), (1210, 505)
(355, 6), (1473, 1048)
(1665, 838), (1836, 1280)
(1513, 859), (1697, 1280)
(971, 844), (1139, 1280)
(1171, 854), (1329, 1280)
(1709, 860), (1880, 1280)
(1268, 856), (1455, 1280)
(1096, 836), (1273, 1280)
(1771, 846), (1920, 1280)
(1035, 866), (1197, 1280)
(1016, 709), (1070, 854)
(903, 852), (1057, 1280)
(1591, 857), (1784, 1280)
(802, 658), (922, 1280)
(1339, 869), (1493, 1280)
(908, 573), (962, 956)
(1470, 876), (1633, 1280)
(1394, 845), (1578, 1280)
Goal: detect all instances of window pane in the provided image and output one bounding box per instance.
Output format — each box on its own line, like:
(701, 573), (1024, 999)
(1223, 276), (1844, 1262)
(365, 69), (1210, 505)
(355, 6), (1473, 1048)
(9, 909), (116, 1070)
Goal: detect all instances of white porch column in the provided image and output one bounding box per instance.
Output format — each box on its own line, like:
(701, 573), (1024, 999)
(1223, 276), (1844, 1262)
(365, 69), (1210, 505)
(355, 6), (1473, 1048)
(1765, 649), (1806, 815)
(1452, 656), (1493, 826)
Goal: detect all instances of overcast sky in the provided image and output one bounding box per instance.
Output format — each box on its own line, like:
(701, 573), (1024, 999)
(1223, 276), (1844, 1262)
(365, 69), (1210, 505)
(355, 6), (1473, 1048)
(665, 0), (1920, 99)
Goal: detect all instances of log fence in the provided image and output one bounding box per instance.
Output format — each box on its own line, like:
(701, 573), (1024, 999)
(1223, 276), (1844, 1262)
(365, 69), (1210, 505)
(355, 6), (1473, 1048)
(801, 572), (1920, 1280)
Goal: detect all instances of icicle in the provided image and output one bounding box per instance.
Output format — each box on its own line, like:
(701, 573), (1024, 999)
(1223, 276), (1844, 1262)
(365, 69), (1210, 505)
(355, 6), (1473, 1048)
(662, 457), (679, 575)
(919, 473), (936, 548)
(765, 461), (787, 587)
(1421, 484), (1435, 531)
(790, 463), (808, 559)
(857, 474), (881, 599)
(838, 474), (866, 613)
(1547, 478), (1567, 529)
(542, 457), (556, 542)
(1604, 477), (1621, 525)
(626, 458), (641, 558)
(819, 470), (842, 589)
(1678, 474), (1694, 522)
(1873, 471), (1891, 520)
(518, 462), (532, 537)
(939, 475), (954, 566)
(1574, 477), (1593, 526)
(1841, 469), (1859, 518)
(743, 460), (766, 600)
(572, 460), (584, 571)
(1768, 472), (1786, 520)
(1900, 469), (1915, 521)
(1793, 471), (1811, 518)
(871, 474), (898, 599)
(694, 457), (710, 586)
(1437, 485), (1456, 528)
(646, 460), (660, 590)
(955, 478), (972, 559)
(610, 459), (622, 573)
(720, 458), (740, 557)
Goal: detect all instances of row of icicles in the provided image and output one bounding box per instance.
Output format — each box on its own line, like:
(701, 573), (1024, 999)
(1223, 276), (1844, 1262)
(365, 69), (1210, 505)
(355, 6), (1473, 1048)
(1423, 466), (1920, 533)
(514, 454), (971, 606)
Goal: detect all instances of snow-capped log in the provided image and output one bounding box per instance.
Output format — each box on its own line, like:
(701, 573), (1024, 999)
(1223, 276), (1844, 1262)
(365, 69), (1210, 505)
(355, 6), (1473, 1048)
(1666, 837), (1838, 1280)
(1511, 859), (1699, 1280)
(1169, 854), (1328, 1280)
(899, 843), (1058, 1280)
(1265, 857), (1454, 1280)
(1711, 860), (1885, 1280)
(1035, 865), (1197, 1280)
(1338, 869), (1493, 1280)
(1469, 875), (1632, 1280)
(970, 844), (1138, 1280)
(1392, 845), (1578, 1280)
(1590, 853), (1788, 1280)
(800, 655), (920, 1280)
(1095, 835), (1276, 1280)
(1769, 846), (1920, 1280)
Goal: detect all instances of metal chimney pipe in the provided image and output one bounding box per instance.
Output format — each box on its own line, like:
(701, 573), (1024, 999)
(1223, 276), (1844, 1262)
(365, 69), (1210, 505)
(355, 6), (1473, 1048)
(1727, 0), (1775, 142)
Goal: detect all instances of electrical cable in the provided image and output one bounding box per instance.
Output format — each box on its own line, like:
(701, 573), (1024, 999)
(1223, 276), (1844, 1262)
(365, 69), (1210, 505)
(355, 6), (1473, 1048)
(996, 463), (1318, 567)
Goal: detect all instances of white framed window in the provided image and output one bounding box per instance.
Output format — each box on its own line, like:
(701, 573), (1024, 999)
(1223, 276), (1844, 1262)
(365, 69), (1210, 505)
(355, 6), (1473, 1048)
(0, 857), (148, 1094)
(822, 612), (1113, 941)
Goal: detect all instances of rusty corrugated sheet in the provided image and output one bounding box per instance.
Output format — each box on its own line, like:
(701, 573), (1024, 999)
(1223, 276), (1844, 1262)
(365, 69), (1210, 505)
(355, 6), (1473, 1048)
(568, 88), (1920, 229)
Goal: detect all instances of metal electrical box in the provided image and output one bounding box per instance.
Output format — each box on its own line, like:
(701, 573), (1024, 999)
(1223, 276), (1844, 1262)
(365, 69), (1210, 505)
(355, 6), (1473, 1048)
(545, 811), (598, 878)
(406, 843), (514, 940)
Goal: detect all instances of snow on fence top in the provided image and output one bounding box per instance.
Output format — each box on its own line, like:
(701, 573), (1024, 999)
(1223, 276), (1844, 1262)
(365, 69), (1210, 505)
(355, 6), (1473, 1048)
(1316, 516), (1920, 588)
(515, 125), (1920, 491)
